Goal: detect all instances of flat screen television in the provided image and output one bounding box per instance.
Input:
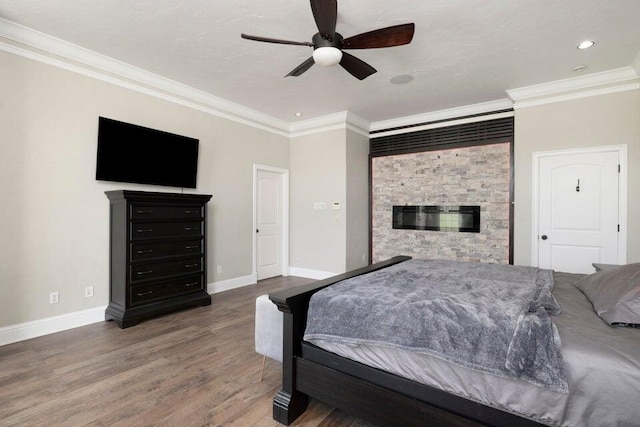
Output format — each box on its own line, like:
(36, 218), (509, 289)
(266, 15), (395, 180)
(96, 117), (199, 188)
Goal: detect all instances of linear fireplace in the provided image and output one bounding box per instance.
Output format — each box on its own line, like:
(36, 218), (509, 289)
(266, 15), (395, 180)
(393, 205), (481, 233)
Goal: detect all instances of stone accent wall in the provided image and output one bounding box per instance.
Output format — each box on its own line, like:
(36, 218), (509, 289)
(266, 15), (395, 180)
(372, 143), (510, 264)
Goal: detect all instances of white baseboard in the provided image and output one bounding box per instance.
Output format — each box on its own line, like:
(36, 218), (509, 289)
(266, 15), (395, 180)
(0, 274), (265, 347)
(289, 267), (338, 280)
(207, 274), (257, 294)
(0, 305), (107, 347)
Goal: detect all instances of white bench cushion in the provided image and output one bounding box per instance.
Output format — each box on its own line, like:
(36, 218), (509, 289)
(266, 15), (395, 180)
(255, 294), (283, 362)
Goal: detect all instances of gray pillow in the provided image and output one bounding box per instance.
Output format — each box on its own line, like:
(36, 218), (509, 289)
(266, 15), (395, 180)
(574, 263), (640, 326)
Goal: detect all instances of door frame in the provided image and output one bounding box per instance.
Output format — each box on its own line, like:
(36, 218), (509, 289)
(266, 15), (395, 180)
(531, 145), (627, 267)
(253, 164), (290, 281)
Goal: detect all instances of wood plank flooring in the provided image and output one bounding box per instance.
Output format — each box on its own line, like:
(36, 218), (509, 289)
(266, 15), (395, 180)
(0, 276), (375, 427)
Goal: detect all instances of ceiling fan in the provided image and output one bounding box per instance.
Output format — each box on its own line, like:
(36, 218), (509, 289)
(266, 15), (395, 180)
(241, 0), (415, 80)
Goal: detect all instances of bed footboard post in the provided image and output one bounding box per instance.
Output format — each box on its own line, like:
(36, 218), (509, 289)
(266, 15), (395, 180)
(271, 300), (309, 425)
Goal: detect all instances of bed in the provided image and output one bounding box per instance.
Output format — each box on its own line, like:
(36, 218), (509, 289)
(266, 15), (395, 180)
(268, 256), (640, 426)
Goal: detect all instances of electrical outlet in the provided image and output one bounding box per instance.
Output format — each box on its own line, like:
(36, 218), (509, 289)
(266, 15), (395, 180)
(217, 265), (222, 274)
(49, 291), (59, 304)
(85, 286), (94, 298)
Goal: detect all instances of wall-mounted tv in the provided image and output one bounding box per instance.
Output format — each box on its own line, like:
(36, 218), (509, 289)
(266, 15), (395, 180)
(96, 117), (199, 189)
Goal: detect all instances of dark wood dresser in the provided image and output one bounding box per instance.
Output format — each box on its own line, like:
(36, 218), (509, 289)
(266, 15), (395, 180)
(105, 190), (212, 328)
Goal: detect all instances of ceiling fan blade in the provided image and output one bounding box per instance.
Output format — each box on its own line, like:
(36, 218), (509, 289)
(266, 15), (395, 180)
(241, 34), (313, 47)
(286, 57), (315, 77)
(310, 0), (337, 37)
(340, 52), (376, 80)
(342, 23), (415, 49)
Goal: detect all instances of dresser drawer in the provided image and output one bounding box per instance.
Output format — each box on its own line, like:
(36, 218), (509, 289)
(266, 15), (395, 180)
(131, 221), (202, 240)
(130, 257), (203, 283)
(131, 205), (202, 220)
(131, 240), (202, 261)
(130, 275), (203, 306)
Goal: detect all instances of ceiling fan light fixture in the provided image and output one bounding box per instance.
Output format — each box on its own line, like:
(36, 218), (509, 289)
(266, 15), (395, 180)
(313, 47), (343, 66)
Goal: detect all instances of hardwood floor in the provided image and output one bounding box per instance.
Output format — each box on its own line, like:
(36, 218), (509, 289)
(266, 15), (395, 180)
(0, 277), (376, 426)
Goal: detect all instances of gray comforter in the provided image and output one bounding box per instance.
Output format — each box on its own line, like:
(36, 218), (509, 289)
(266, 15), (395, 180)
(304, 259), (568, 393)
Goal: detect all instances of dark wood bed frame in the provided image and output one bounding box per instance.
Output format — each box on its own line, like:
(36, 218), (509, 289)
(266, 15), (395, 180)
(269, 256), (544, 426)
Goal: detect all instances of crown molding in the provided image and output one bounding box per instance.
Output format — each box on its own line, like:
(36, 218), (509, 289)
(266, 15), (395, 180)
(511, 82), (640, 109)
(345, 112), (371, 137)
(369, 99), (513, 132)
(0, 18), (290, 137)
(507, 67), (640, 108)
(289, 111), (349, 138)
(632, 51), (640, 78)
(289, 111), (370, 138)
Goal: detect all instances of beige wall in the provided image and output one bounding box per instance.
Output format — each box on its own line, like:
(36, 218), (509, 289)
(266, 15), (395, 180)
(345, 129), (370, 270)
(513, 89), (640, 266)
(290, 129), (347, 273)
(3, 42), (637, 332)
(290, 127), (370, 274)
(0, 50), (289, 327)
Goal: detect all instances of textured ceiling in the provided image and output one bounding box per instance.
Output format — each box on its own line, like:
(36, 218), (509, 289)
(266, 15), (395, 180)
(1, 0), (639, 124)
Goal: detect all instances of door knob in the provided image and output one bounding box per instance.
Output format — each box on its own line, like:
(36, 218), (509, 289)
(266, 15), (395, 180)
(541, 235), (548, 240)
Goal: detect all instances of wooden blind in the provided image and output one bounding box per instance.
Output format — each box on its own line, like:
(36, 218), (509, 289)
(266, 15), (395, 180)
(370, 116), (514, 158)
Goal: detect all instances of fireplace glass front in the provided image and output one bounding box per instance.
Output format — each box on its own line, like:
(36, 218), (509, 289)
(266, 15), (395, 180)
(392, 205), (480, 233)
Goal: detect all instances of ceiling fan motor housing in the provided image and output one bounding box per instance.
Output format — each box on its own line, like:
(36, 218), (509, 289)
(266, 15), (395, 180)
(312, 32), (344, 49)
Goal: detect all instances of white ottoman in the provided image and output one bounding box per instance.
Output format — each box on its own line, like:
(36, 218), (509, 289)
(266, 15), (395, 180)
(255, 294), (283, 380)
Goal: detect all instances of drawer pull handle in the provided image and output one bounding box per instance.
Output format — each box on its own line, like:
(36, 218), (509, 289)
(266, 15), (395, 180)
(136, 270), (153, 275)
(184, 227), (197, 231)
(136, 249), (153, 254)
(184, 282), (199, 287)
(185, 264), (199, 268)
(136, 291), (153, 296)
(184, 245), (198, 249)
(185, 210), (193, 214)
(136, 210), (153, 214)
(137, 229), (153, 233)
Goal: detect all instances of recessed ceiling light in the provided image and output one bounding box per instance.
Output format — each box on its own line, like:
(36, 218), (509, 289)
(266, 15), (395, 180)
(577, 40), (595, 50)
(295, 112), (303, 117)
(390, 74), (414, 85)
(572, 64), (588, 72)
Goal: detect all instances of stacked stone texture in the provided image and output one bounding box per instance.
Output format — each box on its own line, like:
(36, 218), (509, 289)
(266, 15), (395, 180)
(372, 143), (510, 264)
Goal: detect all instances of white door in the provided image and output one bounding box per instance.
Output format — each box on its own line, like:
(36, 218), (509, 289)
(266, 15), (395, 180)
(537, 151), (620, 274)
(257, 170), (283, 280)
